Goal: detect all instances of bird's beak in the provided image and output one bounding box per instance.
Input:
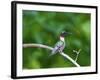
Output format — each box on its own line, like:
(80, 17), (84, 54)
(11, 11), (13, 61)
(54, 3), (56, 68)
(66, 32), (72, 35)
(64, 32), (72, 37)
(60, 31), (72, 37)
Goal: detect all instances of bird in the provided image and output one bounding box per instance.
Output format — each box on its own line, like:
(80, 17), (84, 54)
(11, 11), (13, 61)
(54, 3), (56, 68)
(49, 31), (72, 57)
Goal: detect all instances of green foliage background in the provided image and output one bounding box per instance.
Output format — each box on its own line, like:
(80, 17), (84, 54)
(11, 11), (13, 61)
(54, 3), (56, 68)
(23, 10), (91, 69)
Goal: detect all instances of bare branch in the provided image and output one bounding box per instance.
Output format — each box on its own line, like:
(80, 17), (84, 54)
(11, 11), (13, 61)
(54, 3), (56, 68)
(23, 43), (53, 50)
(73, 49), (81, 62)
(23, 43), (80, 67)
(60, 52), (80, 67)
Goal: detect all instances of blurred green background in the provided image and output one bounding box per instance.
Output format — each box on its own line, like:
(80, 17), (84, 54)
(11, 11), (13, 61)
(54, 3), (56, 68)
(23, 10), (91, 69)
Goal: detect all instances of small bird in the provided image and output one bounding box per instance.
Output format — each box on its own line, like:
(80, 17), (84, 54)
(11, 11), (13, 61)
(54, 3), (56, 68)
(49, 31), (71, 57)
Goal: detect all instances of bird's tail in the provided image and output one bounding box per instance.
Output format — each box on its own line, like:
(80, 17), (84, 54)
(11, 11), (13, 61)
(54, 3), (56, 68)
(47, 49), (56, 58)
(52, 49), (55, 54)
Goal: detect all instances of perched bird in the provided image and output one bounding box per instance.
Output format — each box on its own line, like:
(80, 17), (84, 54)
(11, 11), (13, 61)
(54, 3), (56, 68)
(50, 31), (71, 57)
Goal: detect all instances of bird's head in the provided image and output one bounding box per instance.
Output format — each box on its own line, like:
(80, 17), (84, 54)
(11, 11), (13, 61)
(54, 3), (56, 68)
(60, 31), (72, 37)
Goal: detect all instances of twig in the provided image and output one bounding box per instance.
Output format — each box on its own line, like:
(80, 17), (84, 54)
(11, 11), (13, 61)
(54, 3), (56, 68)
(73, 49), (81, 61)
(60, 52), (80, 67)
(23, 43), (80, 67)
(75, 54), (79, 62)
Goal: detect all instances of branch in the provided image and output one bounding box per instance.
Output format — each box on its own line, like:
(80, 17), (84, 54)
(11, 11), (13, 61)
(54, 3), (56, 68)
(23, 43), (80, 67)
(60, 52), (80, 67)
(23, 43), (53, 50)
(73, 49), (81, 62)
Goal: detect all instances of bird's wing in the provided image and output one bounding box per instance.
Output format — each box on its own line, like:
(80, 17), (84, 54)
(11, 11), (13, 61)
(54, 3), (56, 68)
(52, 41), (64, 53)
(55, 40), (64, 46)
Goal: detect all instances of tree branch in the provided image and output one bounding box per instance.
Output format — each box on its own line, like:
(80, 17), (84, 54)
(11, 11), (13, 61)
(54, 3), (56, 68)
(23, 43), (53, 50)
(60, 52), (80, 67)
(23, 43), (80, 67)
